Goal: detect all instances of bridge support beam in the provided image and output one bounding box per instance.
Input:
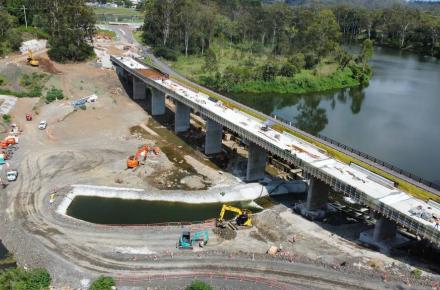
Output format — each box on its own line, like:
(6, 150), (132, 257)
(133, 77), (147, 100)
(150, 87), (165, 116)
(246, 142), (267, 182)
(306, 177), (329, 211)
(175, 100), (191, 133)
(204, 119), (223, 155)
(359, 214), (410, 253)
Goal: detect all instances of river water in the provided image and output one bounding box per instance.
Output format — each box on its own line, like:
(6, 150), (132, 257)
(230, 47), (440, 184)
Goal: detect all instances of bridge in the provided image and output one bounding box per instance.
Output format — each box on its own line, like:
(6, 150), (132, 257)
(111, 55), (440, 249)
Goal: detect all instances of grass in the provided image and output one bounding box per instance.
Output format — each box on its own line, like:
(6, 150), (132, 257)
(132, 30), (144, 45)
(96, 29), (116, 39)
(93, 7), (143, 16)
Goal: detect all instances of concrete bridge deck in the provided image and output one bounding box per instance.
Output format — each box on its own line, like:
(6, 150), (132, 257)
(111, 55), (440, 247)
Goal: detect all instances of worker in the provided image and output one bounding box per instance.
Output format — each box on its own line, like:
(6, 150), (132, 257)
(435, 218), (439, 230)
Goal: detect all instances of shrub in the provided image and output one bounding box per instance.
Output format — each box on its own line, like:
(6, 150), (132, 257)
(0, 267), (51, 290)
(304, 52), (319, 69)
(279, 63), (297, 77)
(45, 87), (64, 103)
(185, 280), (212, 290)
(0, 74), (5, 86)
(289, 53), (306, 70)
(89, 276), (115, 290)
(2, 114), (11, 123)
(411, 268), (422, 279)
(153, 47), (178, 61)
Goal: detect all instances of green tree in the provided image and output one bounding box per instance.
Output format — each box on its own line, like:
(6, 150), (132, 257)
(45, 87), (64, 103)
(89, 276), (115, 290)
(203, 48), (218, 72)
(41, 0), (96, 62)
(185, 280), (212, 290)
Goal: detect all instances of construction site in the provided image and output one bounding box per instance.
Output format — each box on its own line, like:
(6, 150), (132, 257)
(0, 25), (440, 289)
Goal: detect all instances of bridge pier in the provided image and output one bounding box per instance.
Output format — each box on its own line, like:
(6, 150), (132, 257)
(359, 214), (410, 253)
(204, 119), (223, 155)
(133, 77), (147, 100)
(246, 142), (267, 182)
(115, 66), (127, 79)
(175, 100), (191, 133)
(150, 87), (166, 116)
(306, 177), (329, 211)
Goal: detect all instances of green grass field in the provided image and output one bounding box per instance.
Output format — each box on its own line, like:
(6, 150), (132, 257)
(93, 7), (143, 16)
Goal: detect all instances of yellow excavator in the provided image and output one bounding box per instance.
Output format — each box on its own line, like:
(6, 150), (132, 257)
(27, 50), (39, 67)
(217, 204), (252, 228)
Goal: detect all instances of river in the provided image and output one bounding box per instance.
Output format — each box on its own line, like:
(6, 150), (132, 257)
(229, 47), (440, 185)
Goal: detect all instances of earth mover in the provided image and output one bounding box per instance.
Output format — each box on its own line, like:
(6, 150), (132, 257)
(217, 204), (252, 230)
(178, 230), (209, 249)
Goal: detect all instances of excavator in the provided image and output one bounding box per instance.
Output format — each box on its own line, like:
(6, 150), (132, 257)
(126, 145), (149, 169)
(27, 50), (39, 67)
(178, 230), (209, 249)
(217, 204), (252, 229)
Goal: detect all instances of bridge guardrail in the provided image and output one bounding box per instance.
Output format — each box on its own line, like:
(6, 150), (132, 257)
(271, 113), (440, 191)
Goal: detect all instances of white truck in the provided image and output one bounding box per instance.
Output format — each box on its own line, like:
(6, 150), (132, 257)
(6, 170), (18, 182)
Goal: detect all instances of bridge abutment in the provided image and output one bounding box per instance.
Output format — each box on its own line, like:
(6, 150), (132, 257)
(246, 142), (267, 182)
(133, 77), (147, 100)
(115, 66), (127, 79)
(204, 119), (223, 155)
(175, 100), (191, 133)
(359, 214), (410, 253)
(150, 87), (166, 116)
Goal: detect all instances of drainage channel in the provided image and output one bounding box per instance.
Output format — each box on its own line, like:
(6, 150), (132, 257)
(66, 196), (260, 225)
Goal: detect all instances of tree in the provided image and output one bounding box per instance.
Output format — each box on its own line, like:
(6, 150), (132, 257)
(89, 276), (115, 290)
(185, 280), (212, 290)
(203, 48), (218, 72)
(359, 39), (373, 66)
(41, 0), (96, 62)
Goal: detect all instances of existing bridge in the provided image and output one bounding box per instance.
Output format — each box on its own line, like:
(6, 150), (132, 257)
(111, 55), (440, 249)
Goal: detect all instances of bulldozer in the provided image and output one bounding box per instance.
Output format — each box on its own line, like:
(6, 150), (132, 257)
(217, 204), (252, 230)
(27, 50), (39, 67)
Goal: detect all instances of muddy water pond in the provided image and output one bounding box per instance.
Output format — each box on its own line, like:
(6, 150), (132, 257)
(66, 196), (259, 225)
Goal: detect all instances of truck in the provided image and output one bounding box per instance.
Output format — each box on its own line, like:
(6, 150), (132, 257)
(6, 170), (18, 182)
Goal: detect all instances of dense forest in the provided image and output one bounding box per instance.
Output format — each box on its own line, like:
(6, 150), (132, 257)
(0, 0), (95, 62)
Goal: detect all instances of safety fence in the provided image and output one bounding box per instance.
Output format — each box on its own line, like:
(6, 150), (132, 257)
(271, 113), (440, 191)
(114, 272), (293, 290)
(111, 250), (439, 289)
(95, 218), (216, 229)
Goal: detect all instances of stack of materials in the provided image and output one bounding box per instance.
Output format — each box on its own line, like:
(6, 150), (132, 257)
(19, 39), (47, 54)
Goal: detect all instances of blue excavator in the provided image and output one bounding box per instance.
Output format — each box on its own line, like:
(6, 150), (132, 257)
(178, 229), (209, 249)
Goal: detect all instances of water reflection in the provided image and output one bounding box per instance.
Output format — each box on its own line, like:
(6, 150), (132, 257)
(231, 86), (366, 136)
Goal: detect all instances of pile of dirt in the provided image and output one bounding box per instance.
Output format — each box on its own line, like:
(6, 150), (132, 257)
(213, 227), (237, 240)
(38, 58), (61, 74)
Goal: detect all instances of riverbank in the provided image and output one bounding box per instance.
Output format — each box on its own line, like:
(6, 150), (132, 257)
(167, 42), (366, 95)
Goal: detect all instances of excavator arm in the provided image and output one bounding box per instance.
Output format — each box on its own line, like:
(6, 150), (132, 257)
(219, 204), (243, 221)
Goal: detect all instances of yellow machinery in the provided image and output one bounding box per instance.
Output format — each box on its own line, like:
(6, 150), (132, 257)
(218, 204), (252, 227)
(27, 50), (39, 67)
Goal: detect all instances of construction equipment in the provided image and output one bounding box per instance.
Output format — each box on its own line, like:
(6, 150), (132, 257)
(126, 155), (139, 169)
(6, 170), (18, 182)
(217, 204), (252, 229)
(178, 230), (209, 249)
(135, 145), (149, 161)
(27, 50), (39, 67)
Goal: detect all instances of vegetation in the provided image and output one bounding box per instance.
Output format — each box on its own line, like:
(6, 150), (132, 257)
(0, 267), (51, 290)
(96, 29), (116, 40)
(143, 1), (373, 94)
(2, 114), (11, 124)
(45, 87), (64, 103)
(89, 276), (115, 290)
(0, 72), (49, 98)
(1, 0), (96, 62)
(185, 280), (213, 290)
(93, 7), (142, 16)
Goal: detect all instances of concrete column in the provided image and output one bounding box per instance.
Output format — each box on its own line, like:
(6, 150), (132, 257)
(115, 66), (126, 79)
(246, 142), (267, 182)
(305, 177), (329, 211)
(133, 77), (147, 100)
(373, 216), (397, 242)
(204, 119), (223, 155)
(175, 101), (191, 133)
(151, 87), (166, 115)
